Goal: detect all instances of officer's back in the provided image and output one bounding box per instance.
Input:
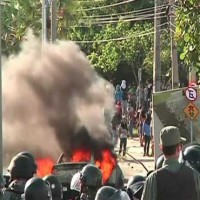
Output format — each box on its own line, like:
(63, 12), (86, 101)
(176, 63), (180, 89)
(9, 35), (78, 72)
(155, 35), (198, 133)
(1, 154), (34, 200)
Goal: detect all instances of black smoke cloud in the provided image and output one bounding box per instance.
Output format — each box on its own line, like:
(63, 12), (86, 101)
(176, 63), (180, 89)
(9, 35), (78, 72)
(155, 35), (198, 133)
(3, 34), (114, 165)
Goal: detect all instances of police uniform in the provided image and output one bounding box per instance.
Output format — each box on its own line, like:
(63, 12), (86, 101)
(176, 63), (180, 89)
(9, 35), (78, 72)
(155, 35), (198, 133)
(141, 126), (200, 200)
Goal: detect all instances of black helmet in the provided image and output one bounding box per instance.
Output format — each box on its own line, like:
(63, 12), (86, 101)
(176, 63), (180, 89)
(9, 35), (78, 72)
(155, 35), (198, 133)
(8, 155), (34, 180)
(155, 154), (164, 170)
(16, 151), (37, 173)
(128, 181), (145, 200)
(43, 175), (63, 200)
(127, 175), (145, 189)
(22, 177), (52, 200)
(95, 186), (130, 200)
(183, 145), (200, 172)
(80, 164), (102, 188)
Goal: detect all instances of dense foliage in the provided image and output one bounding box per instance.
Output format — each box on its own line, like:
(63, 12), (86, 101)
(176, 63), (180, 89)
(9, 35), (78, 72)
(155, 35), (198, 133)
(175, 0), (200, 73)
(1, 0), (183, 84)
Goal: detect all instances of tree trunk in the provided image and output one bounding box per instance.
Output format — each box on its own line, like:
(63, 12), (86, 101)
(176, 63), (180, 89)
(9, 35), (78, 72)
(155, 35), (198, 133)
(131, 64), (138, 84)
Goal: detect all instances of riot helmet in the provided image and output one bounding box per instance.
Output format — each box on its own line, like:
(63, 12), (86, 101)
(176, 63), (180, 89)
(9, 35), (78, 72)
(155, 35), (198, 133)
(8, 155), (34, 181)
(95, 186), (130, 200)
(80, 164), (102, 188)
(106, 164), (124, 189)
(80, 164), (103, 200)
(127, 175), (145, 189)
(155, 154), (164, 170)
(16, 151), (37, 173)
(183, 145), (200, 172)
(129, 181), (145, 200)
(43, 175), (63, 200)
(22, 177), (52, 200)
(70, 172), (82, 200)
(70, 172), (81, 192)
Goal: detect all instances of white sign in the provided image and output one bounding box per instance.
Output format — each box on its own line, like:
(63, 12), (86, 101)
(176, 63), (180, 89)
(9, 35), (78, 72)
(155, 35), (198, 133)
(185, 87), (197, 101)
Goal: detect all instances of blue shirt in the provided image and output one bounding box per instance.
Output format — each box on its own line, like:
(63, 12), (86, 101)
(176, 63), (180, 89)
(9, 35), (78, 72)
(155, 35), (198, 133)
(143, 123), (151, 136)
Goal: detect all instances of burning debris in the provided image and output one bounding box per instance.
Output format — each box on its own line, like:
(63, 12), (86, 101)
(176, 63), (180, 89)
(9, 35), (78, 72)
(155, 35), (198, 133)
(3, 33), (115, 178)
(36, 158), (55, 177)
(95, 149), (117, 183)
(70, 149), (92, 162)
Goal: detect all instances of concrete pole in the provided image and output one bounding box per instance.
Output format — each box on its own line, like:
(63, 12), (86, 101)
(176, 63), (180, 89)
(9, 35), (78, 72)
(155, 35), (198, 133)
(153, 0), (162, 166)
(153, 0), (162, 92)
(169, 0), (179, 89)
(42, 0), (48, 51)
(51, 0), (57, 43)
(0, 1), (3, 174)
(138, 68), (142, 106)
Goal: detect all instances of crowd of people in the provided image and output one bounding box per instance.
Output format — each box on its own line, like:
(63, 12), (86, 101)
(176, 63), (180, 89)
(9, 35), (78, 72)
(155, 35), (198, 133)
(1, 126), (200, 200)
(1, 80), (200, 200)
(111, 80), (153, 158)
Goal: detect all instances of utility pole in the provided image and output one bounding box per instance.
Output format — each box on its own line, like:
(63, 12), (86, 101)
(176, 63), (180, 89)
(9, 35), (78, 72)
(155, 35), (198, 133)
(153, 0), (162, 92)
(51, 0), (57, 43)
(169, 0), (179, 89)
(138, 68), (142, 106)
(153, 0), (162, 162)
(42, 0), (48, 51)
(0, 0), (3, 174)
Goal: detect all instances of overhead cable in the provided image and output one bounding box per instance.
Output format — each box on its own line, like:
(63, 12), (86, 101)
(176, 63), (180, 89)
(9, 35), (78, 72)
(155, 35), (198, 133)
(85, 11), (166, 22)
(81, 0), (137, 12)
(72, 22), (168, 43)
(81, 4), (167, 19)
(70, 14), (167, 28)
(80, 14), (167, 25)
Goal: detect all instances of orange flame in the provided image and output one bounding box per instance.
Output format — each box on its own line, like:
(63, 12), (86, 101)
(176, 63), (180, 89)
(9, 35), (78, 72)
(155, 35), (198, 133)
(70, 149), (91, 162)
(96, 149), (117, 183)
(36, 158), (55, 177)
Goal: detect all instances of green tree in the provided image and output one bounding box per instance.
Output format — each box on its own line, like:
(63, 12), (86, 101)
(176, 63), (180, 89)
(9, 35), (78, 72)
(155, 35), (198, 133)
(176, 1), (200, 71)
(2, 0), (169, 83)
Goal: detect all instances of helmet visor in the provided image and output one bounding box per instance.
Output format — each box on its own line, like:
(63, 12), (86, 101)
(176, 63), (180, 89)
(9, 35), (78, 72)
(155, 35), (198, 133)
(70, 172), (81, 192)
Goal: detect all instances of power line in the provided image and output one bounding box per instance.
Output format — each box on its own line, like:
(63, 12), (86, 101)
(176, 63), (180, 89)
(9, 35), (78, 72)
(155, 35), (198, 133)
(72, 22), (168, 43)
(81, 4), (167, 19)
(74, 0), (105, 3)
(80, 14), (167, 25)
(81, 0), (137, 12)
(84, 11), (166, 22)
(70, 14), (167, 28)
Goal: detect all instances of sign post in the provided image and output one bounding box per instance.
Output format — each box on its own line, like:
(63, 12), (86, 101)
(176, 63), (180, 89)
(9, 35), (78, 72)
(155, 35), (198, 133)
(184, 87), (198, 143)
(190, 120), (193, 144)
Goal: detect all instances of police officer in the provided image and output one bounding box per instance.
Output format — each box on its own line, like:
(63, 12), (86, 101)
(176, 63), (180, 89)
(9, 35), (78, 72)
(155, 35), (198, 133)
(127, 175), (145, 190)
(80, 164), (103, 200)
(43, 175), (63, 200)
(70, 172), (82, 200)
(95, 186), (131, 200)
(141, 126), (200, 200)
(127, 175), (145, 200)
(22, 177), (52, 200)
(1, 155), (34, 200)
(182, 144), (200, 173)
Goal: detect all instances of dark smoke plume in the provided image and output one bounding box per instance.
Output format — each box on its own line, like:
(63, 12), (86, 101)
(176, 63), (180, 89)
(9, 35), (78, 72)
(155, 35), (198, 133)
(3, 33), (114, 165)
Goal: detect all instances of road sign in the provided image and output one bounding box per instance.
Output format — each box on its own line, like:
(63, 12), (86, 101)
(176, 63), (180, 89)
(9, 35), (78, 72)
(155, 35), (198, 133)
(184, 102), (199, 120)
(185, 87), (197, 101)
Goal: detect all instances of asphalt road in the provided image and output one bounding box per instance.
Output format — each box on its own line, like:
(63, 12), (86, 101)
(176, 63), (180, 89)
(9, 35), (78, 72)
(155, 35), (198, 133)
(115, 137), (155, 181)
